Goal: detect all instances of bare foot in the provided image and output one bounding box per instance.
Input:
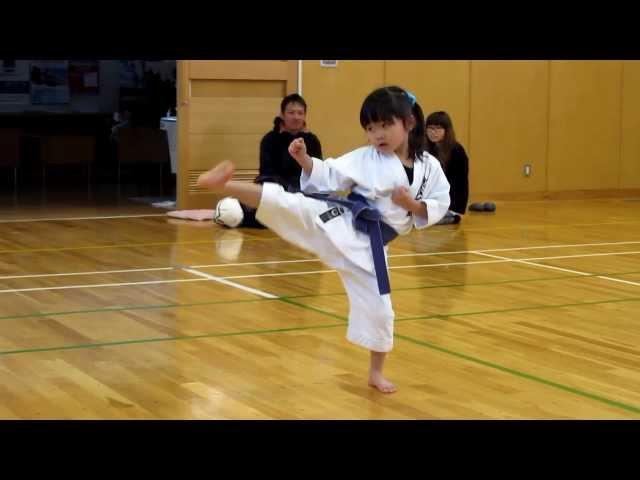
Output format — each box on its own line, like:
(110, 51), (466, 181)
(368, 371), (397, 394)
(197, 160), (235, 191)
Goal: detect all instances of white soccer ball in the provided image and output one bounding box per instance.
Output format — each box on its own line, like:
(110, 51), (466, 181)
(214, 196), (244, 228)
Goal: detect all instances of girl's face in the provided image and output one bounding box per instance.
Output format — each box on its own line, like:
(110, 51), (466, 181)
(426, 124), (445, 143)
(281, 102), (306, 134)
(365, 116), (412, 156)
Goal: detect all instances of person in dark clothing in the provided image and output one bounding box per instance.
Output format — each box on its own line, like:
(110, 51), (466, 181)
(255, 99), (322, 192)
(425, 111), (469, 225)
(219, 93), (323, 228)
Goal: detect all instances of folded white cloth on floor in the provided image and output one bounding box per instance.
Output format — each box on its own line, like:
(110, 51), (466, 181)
(166, 209), (215, 221)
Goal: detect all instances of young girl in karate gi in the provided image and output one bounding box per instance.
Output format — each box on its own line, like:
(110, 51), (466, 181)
(197, 86), (450, 393)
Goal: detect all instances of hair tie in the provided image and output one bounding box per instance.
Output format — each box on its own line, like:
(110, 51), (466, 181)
(405, 91), (416, 106)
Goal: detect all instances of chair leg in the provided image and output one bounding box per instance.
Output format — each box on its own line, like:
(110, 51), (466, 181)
(117, 162), (121, 199)
(159, 163), (163, 196)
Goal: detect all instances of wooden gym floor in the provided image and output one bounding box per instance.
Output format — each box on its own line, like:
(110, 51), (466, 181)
(0, 193), (639, 419)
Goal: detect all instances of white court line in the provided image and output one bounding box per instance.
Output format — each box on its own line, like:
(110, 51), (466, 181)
(390, 240), (640, 257)
(3, 249), (640, 294)
(3, 250), (629, 284)
(0, 278), (205, 294)
(471, 250), (640, 264)
(0, 267), (173, 281)
(0, 259), (325, 281)
(481, 240), (640, 252)
(2, 249), (640, 289)
(189, 258), (321, 269)
(471, 252), (591, 276)
(230, 250), (640, 276)
(181, 268), (278, 299)
(193, 240), (640, 268)
(473, 251), (640, 287)
(0, 214), (166, 224)
(598, 277), (640, 287)
(225, 269), (338, 279)
(3, 239), (640, 281)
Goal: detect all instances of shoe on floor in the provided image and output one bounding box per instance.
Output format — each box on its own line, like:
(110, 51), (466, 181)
(483, 202), (496, 212)
(469, 202), (496, 212)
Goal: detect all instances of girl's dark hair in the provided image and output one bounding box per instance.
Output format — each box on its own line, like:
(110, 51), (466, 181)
(273, 93), (308, 131)
(425, 111), (457, 167)
(359, 85), (425, 161)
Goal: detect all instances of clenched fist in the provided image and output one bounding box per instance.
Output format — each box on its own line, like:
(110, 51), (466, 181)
(288, 138), (307, 162)
(391, 186), (414, 211)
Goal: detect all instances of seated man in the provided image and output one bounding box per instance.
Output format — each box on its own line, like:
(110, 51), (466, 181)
(215, 93), (323, 228)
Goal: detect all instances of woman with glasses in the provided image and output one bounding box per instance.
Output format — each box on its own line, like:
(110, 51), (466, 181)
(425, 111), (469, 224)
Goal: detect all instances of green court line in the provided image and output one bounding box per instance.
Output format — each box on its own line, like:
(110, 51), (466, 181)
(0, 297), (277, 321)
(2, 292), (638, 417)
(3, 269), (640, 322)
(0, 295), (347, 357)
(0, 295), (340, 357)
(27, 292), (624, 330)
(279, 297), (640, 416)
(393, 333), (640, 416)
(277, 297), (348, 321)
(393, 296), (640, 323)
(0, 321), (345, 357)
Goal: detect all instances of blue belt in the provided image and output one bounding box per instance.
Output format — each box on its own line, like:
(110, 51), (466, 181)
(304, 191), (398, 295)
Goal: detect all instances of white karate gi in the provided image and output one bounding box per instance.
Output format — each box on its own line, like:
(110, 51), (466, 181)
(256, 146), (450, 352)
